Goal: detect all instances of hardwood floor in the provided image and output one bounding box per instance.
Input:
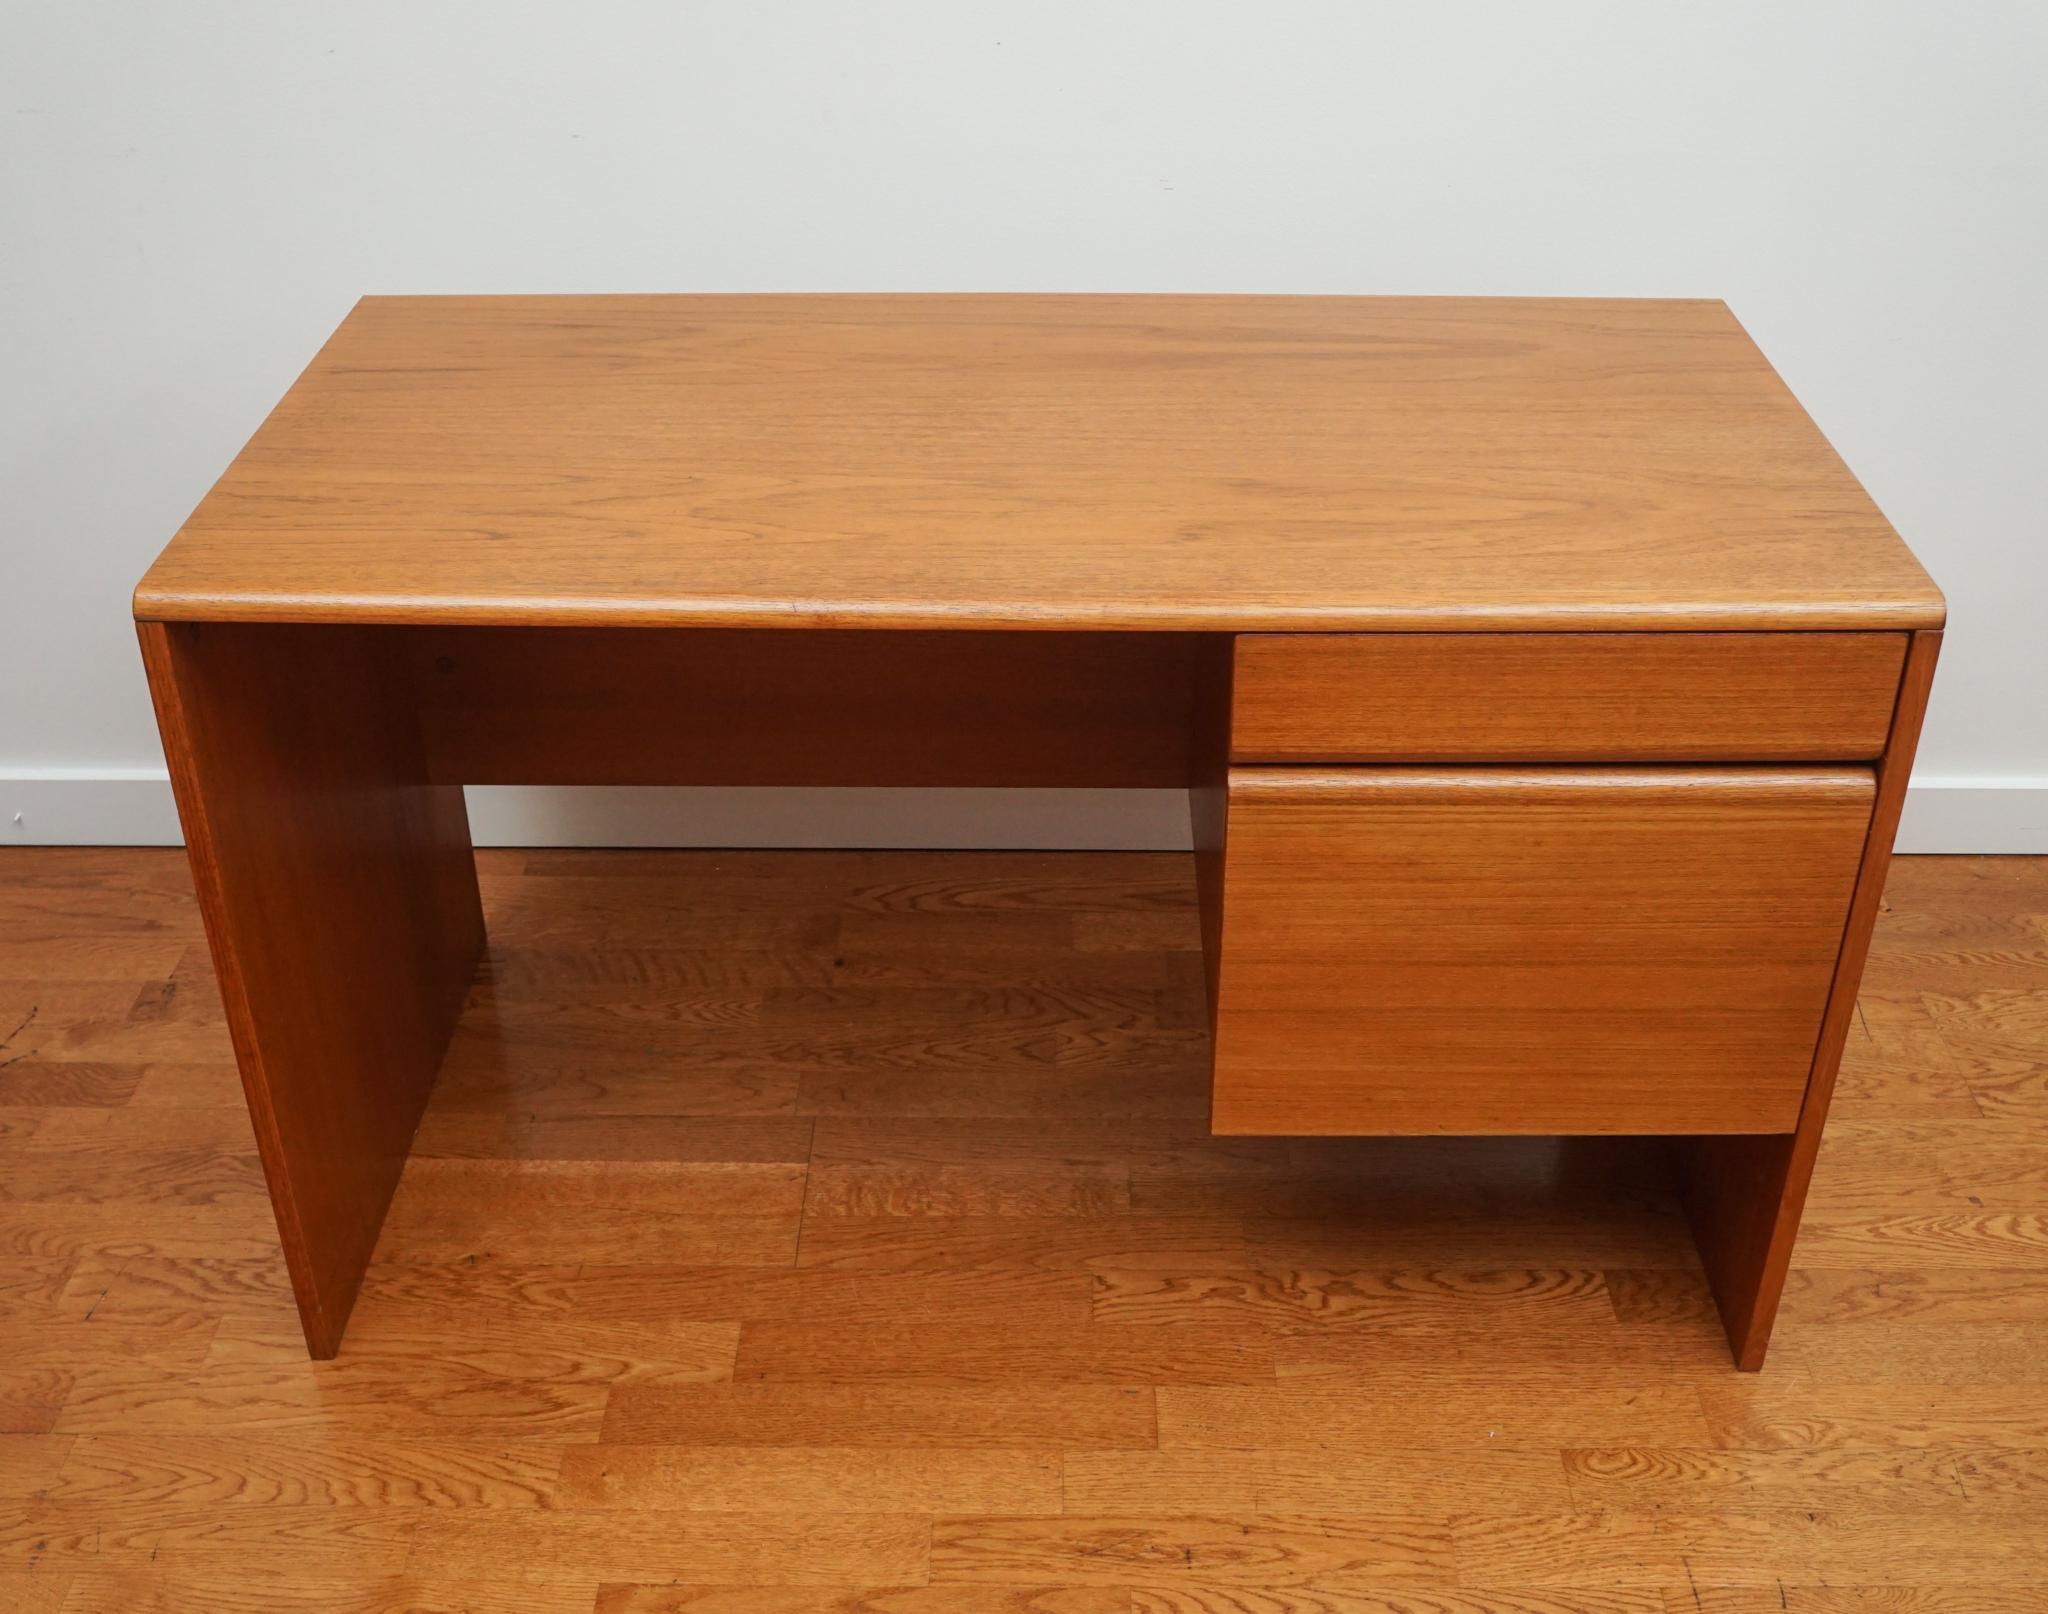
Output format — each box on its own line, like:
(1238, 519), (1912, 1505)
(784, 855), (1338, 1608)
(3, 846), (2046, 1612)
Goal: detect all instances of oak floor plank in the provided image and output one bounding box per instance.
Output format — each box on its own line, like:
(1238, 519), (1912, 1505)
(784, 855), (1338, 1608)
(793, 1215), (1249, 1272)
(601, 1383), (1157, 1449)
(57, 1569), (598, 1612)
(1776, 1267), (2048, 1324)
(0, 933), (186, 981)
(0, 1370), (70, 1435)
(377, 1157), (808, 1268)
(205, 1311), (740, 1387)
(1920, 987), (2048, 1115)
(0, 1253), (73, 1308)
(409, 1112), (816, 1164)
(1, 1499), (420, 1570)
(734, 1319), (1277, 1385)
(595, 1589), (1127, 1614)
(1783, 1211), (2048, 1269)
(0, 1571), (70, 1614)
(555, 1444), (1061, 1511)
(807, 1116), (1286, 1173)
(5, 848), (2048, 1608)
(0, 845), (208, 920)
(1610, 1507), (2048, 1584)
(53, 1252), (303, 1321)
(370, 1210), (802, 1267)
(1699, 1382), (2048, 1449)
(1062, 1447), (1573, 1512)
(793, 1056), (1210, 1122)
(1244, 1211), (1699, 1268)
(1770, 1319), (2048, 1383)
(405, 1511), (931, 1586)
(428, 1050), (803, 1120)
(462, 880), (841, 951)
(1940, 1446), (2048, 1499)
(1158, 1382), (1714, 1449)
(0, 1434), (74, 1501)
(805, 1162), (1134, 1217)
(1802, 1120), (2048, 1213)
(122, 1059), (247, 1107)
(1272, 1323), (1738, 1373)
(3, 1104), (264, 1206)
(0, 976), (230, 1066)
(1451, 1508), (2048, 1588)
(357, 1261), (1095, 1331)
(1665, 1590), (2048, 1613)
(0, 1108), (44, 1147)
(0, 1307), (219, 1371)
(1559, 1445), (1968, 1508)
(0, 1198), (285, 1266)
(835, 911), (1075, 957)
(50, 1357), (610, 1439)
(928, 1514), (1454, 1591)
(1089, 1267), (1613, 1326)
(1125, 1595), (1665, 1614)
(476, 946), (835, 995)
(0, 1062), (148, 1108)
(1602, 1267), (1722, 1326)
(39, 1435), (563, 1507)
(1127, 1173), (1664, 1220)
(1827, 993), (1984, 1119)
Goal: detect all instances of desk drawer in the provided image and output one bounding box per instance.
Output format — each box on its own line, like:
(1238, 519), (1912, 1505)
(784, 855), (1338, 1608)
(1210, 766), (1873, 1136)
(1232, 632), (1905, 762)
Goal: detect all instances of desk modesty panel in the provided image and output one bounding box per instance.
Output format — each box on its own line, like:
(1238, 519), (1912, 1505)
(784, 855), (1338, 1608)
(135, 295), (1943, 1369)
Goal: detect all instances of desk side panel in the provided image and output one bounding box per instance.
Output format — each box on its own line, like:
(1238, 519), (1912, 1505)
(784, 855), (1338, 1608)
(1683, 628), (1942, 1369)
(138, 621), (484, 1357)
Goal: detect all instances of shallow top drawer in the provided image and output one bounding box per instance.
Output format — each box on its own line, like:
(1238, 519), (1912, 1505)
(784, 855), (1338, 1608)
(1232, 632), (1905, 763)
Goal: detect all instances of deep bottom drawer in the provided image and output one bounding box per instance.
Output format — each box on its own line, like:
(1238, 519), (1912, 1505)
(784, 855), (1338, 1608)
(1210, 766), (1874, 1135)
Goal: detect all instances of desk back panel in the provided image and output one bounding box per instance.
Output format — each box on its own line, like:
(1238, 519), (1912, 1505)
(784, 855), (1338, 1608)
(410, 627), (1223, 790)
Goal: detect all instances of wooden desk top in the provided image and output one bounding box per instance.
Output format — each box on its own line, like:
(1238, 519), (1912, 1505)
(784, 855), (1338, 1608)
(135, 294), (1942, 632)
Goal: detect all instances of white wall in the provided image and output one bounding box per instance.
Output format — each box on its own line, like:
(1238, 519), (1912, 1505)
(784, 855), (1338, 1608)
(5, 1), (2045, 850)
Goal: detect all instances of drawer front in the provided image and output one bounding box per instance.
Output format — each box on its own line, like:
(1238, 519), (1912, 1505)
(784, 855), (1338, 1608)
(1232, 632), (1905, 762)
(1210, 766), (1873, 1136)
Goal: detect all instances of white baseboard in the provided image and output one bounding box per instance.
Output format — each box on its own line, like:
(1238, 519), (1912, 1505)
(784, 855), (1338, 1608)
(3, 769), (186, 847)
(6, 769), (2047, 854)
(0, 772), (1196, 851)
(463, 786), (1194, 850)
(1892, 777), (2048, 854)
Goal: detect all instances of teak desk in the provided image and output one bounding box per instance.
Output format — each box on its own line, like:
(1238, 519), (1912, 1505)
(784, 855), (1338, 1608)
(135, 295), (1944, 1367)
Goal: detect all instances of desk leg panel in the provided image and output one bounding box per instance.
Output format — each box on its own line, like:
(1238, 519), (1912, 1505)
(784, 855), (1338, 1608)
(138, 622), (484, 1357)
(1683, 628), (1941, 1369)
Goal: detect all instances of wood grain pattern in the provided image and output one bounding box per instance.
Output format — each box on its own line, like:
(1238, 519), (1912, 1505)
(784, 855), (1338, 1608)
(553, 1445), (1061, 1512)
(137, 621), (485, 1357)
(8, 844), (2046, 1610)
(1231, 631), (1906, 762)
(132, 295), (1942, 632)
(1684, 629), (1943, 1368)
(929, 1513), (1455, 1590)
(35, 1436), (562, 1507)
(1187, 635), (1232, 1034)
(592, 1592), (1127, 1614)
(600, 1382), (1157, 1450)
(56, 1574), (594, 1613)
(405, 1511), (931, 1585)
(413, 627), (1208, 788)
(1210, 767), (1874, 1134)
